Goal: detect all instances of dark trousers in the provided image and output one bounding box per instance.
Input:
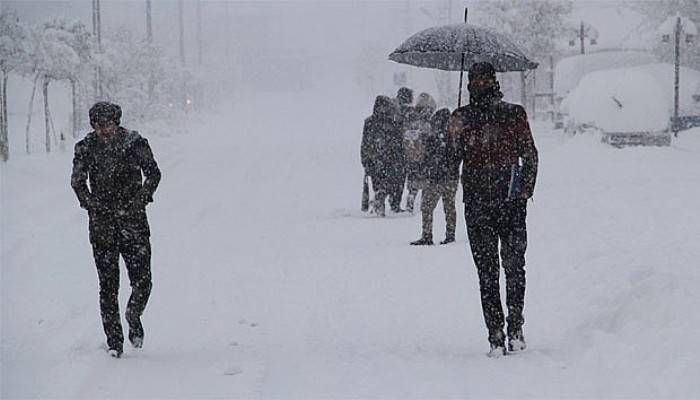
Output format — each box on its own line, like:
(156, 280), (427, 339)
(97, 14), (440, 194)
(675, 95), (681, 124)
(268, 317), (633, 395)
(371, 175), (403, 214)
(92, 238), (152, 351)
(387, 181), (404, 212)
(405, 165), (423, 211)
(464, 199), (527, 343)
(420, 180), (458, 239)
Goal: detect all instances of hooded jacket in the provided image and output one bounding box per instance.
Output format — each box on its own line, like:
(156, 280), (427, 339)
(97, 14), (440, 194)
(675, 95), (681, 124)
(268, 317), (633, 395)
(361, 96), (405, 181)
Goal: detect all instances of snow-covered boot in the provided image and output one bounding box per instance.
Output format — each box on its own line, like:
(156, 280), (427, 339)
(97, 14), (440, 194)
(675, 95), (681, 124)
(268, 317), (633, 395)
(508, 330), (527, 353)
(487, 344), (506, 358)
(487, 330), (506, 358)
(107, 347), (122, 358)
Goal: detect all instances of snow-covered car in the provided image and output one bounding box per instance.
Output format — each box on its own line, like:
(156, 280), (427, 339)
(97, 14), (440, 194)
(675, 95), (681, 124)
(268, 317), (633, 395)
(560, 63), (700, 146)
(553, 51), (657, 128)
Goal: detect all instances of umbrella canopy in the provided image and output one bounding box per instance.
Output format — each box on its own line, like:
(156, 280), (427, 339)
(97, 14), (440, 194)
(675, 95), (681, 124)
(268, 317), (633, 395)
(389, 23), (538, 72)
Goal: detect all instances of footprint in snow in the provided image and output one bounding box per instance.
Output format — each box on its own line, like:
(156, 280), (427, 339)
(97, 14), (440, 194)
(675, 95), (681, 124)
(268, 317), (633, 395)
(238, 319), (258, 328)
(224, 367), (243, 376)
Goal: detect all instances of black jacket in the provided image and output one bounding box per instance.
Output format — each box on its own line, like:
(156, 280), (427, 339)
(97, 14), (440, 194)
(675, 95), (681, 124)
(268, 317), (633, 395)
(71, 127), (161, 243)
(361, 97), (405, 182)
(449, 100), (538, 204)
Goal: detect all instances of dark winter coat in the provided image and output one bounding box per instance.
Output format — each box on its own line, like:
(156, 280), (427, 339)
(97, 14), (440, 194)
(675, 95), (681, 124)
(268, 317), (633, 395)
(424, 108), (460, 184)
(449, 100), (538, 205)
(361, 96), (405, 183)
(71, 127), (161, 244)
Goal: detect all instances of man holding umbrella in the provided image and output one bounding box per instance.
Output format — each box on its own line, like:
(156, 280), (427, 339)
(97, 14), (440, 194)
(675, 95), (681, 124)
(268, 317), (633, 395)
(449, 62), (538, 357)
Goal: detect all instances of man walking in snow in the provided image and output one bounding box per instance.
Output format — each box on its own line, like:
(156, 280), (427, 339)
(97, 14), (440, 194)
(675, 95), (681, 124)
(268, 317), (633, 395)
(449, 63), (538, 357)
(71, 102), (161, 358)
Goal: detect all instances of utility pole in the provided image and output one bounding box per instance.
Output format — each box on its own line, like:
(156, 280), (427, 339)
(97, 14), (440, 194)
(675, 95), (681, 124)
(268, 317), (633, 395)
(549, 55), (555, 120)
(660, 13), (696, 136)
(673, 16), (681, 135)
(224, 1), (231, 67)
(146, 0), (155, 102)
(92, 0), (96, 38)
(568, 21), (597, 55)
(146, 0), (152, 43)
(92, 0), (103, 99)
(96, 0), (101, 50)
(178, 0), (188, 110)
(197, 0), (202, 66)
(178, 0), (185, 67)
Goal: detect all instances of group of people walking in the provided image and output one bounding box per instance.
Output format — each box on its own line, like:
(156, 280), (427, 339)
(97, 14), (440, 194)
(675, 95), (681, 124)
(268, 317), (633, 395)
(360, 86), (459, 245)
(360, 62), (539, 357)
(70, 62), (536, 360)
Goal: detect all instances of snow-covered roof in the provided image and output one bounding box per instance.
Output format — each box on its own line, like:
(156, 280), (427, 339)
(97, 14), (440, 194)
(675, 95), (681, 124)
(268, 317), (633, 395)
(561, 63), (700, 133)
(554, 50), (657, 97)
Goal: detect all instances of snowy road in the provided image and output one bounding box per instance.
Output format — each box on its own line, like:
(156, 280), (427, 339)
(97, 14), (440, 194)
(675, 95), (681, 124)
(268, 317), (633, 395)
(2, 89), (700, 398)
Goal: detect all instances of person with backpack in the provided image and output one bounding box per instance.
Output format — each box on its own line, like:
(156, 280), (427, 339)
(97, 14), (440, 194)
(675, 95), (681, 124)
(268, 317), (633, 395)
(402, 92), (436, 213)
(410, 108), (459, 245)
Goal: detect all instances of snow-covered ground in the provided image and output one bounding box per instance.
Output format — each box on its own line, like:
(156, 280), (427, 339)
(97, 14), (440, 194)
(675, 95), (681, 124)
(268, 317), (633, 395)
(2, 83), (700, 398)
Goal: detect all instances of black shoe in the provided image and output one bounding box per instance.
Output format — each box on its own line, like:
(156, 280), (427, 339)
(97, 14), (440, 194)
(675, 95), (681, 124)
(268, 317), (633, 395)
(410, 237), (433, 246)
(439, 235), (455, 245)
(126, 311), (144, 349)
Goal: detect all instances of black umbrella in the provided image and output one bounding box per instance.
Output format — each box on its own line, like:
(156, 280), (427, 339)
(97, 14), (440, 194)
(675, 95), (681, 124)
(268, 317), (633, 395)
(389, 10), (538, 106)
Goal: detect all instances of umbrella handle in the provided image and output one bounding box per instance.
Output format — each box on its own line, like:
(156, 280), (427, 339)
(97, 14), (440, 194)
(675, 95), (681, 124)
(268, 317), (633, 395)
(458, 53), (465, 108)
(457, 7), (468, 108)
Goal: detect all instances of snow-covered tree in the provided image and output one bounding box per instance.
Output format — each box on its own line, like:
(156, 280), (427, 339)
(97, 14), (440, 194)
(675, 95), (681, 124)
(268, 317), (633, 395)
(473, 1), (572, 109)
(97, 28), (188, 124)
(625, 0), (700, 68)
(475, 0), (574, 61)
(0, 8), (30, 161)
(31, 17), (92, 152)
